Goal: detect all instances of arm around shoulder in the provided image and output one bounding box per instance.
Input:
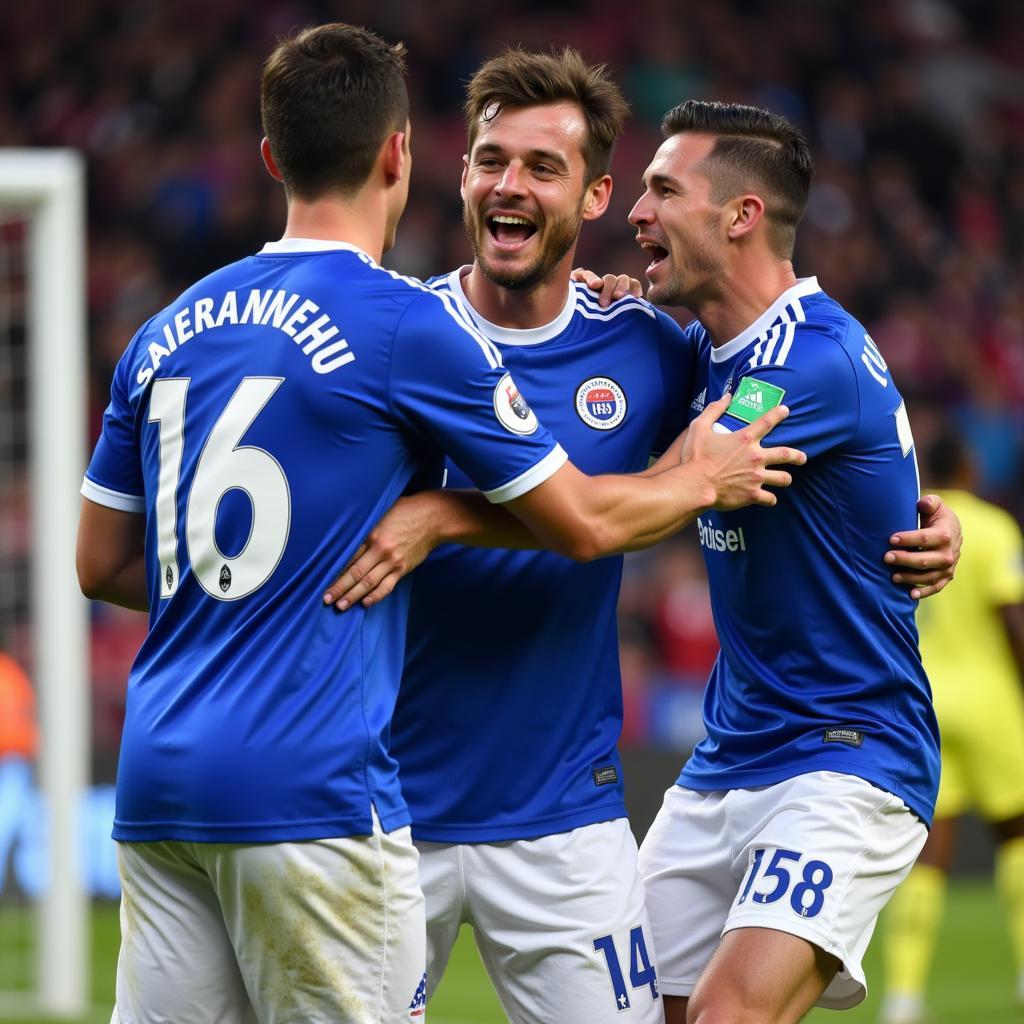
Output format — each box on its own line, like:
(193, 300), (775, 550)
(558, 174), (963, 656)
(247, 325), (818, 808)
(505, 398), (804, 560)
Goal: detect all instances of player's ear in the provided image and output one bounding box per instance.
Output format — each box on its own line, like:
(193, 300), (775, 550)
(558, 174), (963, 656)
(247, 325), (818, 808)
(261, 138), (284, 183)
(726, 194), (765, 240)
(381, 130), (407, 186)
(460, 154), (469, 200)
(581, 174), (613, 222)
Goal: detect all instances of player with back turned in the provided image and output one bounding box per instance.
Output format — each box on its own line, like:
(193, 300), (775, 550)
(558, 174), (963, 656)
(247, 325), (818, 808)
(629, 101), (941, 1023)
(324, 55), (960, 1023)
(75, 27), (811, 1024)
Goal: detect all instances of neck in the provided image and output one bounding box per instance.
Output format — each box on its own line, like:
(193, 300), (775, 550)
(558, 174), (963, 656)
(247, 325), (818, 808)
(461, 251), (576, 330)
(280, 192), (388, 263)
(698, 257), (799, 347)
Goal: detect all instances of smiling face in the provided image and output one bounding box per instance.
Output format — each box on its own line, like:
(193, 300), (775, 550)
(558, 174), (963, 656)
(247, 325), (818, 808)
(461, 101), (596, 291)
(628, 133), (727, 307)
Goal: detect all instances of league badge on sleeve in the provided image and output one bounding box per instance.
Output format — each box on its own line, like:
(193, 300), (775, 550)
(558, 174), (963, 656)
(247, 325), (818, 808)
(575, 376), (627, 431)
(493, 372), (539, 435)
(726, 376), (785, 425)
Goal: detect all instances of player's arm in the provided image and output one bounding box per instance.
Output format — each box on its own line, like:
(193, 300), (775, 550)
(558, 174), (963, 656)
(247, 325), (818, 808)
(76, 498), (149, 612)
(885, 494), (963, 599)
(711, 330), (962, 600)
(641, 429), (688, 476)
(325, 396), (803, 608)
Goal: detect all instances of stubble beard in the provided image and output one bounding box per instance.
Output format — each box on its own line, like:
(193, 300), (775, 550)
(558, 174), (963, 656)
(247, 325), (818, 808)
(464, 200), (585, 292)
(653, 219), (724, 308)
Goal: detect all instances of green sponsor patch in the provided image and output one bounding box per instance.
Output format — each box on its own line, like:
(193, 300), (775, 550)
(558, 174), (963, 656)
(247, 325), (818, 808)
(726, 376), (785, 424)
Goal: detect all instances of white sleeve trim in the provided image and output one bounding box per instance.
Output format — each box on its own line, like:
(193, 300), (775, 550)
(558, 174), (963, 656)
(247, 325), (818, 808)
(483, 444), (568, 504)
(81, 477), (146, 513)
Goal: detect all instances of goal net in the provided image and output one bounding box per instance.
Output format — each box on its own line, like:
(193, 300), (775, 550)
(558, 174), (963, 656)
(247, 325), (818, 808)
(0, 150), (89, 1018)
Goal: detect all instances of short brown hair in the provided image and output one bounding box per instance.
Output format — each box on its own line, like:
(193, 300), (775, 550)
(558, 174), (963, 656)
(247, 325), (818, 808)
(464, 48), (629, 184)
(261, 23), (408, 199)
(662, 100), (813, 258)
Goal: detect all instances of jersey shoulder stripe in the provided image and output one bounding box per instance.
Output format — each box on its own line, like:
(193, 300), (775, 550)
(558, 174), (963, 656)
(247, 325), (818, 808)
(749, 321), (797, 369)
(572, 284), (656, 320)
(357, 255), (502, 369)
(746, 295), (808, 369)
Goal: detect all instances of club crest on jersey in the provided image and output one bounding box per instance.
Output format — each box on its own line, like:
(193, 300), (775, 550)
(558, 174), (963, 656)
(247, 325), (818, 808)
(575, 376), (626, 431)
(493, 372), (538, 435)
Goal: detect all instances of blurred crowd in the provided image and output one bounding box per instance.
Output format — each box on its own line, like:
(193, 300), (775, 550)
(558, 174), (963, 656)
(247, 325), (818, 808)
(2, 0), (1023, 767)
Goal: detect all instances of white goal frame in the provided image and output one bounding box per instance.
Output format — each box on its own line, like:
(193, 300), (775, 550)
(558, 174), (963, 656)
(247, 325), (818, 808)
(0, 150), (89, 1017)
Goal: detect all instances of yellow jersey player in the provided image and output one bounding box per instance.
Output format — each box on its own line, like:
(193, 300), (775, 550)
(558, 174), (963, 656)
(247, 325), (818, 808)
(880, 431), (1024, 1024)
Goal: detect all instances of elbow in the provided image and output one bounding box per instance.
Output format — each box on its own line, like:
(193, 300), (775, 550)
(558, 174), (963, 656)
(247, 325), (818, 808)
(76, 557), (106, 602)
(77, 574), (102, 603)
(552, 520), (615, 563)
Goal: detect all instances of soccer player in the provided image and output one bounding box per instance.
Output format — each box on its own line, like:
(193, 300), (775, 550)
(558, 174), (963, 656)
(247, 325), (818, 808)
(324, 55), (960, 1022)
(879, 432), (1024, 1024)
(75, 28), (805, 1024)
(628, 101), (941, 1023)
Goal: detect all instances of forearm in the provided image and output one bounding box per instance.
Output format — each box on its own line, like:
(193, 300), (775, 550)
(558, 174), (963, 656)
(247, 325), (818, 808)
(507, 460), (715, 562)
(640, 432), (685, 477)
(411, 465), (714, 562)
(415, 489), (544, 550)
(575, 463), (716, 555)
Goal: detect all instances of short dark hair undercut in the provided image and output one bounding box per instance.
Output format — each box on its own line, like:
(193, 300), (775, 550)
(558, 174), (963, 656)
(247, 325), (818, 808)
(661, 100), (813, 258)
(261, 23), (409, 200)
(464, 47), (629, 185)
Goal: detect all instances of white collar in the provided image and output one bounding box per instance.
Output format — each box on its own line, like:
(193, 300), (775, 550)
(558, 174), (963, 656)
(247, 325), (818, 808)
(259, 238), (373, 259)
(443, 266), (577, 346)
(709, 277), (821, 363)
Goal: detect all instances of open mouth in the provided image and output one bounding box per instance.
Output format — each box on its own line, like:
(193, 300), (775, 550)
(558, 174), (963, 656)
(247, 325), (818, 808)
(487, 213), (538, 249)
(640, 241), (669, 271)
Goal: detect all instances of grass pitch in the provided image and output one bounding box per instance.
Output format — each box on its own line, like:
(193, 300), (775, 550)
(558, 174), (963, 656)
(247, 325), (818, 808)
(0, 880), (1017, 1023)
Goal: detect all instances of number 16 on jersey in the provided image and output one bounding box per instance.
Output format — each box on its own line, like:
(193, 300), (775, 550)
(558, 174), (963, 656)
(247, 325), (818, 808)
(149, 376), (292, 601)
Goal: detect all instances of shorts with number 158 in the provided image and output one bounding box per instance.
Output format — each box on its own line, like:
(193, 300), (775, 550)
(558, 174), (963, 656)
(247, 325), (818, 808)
(638, 771), (927, 1008)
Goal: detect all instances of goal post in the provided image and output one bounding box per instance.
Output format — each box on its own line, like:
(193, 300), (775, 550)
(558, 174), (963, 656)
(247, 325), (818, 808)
(0, 149), (89, 1017)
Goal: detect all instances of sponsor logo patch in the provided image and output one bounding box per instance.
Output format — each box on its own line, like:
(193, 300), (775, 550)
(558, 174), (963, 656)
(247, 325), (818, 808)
(727, 376), (785, 424)
(575, 376), (627, 430)
(493, 372), (538, 435)
(822, 727), (864, 748)
(592, 765), (619, 786)
(697, 516), (747, 553)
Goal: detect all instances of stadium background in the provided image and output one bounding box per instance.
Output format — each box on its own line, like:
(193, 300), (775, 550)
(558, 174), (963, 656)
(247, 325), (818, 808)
(1, 0), (1023, 1019)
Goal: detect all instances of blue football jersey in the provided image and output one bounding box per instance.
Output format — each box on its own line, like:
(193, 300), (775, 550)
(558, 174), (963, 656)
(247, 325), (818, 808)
(392, 268), (695, 842)
(82, 240), (566, 843)
(680, 277), (940, 824)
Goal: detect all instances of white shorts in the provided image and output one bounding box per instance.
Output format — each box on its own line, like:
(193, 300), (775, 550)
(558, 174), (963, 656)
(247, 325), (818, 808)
(418, 818), (663, 1024)
(111, 815), (426, 1024)
(638, 772), (927, 1009)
